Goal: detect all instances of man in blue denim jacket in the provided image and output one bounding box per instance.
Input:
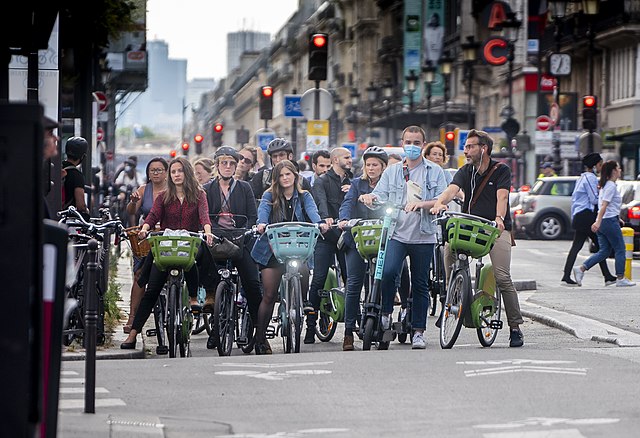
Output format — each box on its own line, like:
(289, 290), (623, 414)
(360, 126), (447, 349)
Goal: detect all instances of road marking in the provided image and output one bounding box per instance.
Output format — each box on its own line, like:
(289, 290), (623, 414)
(216, 428), (350, 437)
(215, 369), (333, 380)
(214, 361), (333, 368)
(286, 369), (332, 375)
(59, 387), (109, 394)
(60, 371), (78, 376)
(457, 359), (577, 365)
(482, 429), (584, 437)
(464, 365), (587, 377)
(60, 378), (85, 383)
(58, 398), (126, 409)
(474, 417), (620, 429)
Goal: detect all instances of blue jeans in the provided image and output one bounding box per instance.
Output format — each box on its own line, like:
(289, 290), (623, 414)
(380, 239), (434, 330)
(344, 244), (366, 331)
(584, 217), (626, 276)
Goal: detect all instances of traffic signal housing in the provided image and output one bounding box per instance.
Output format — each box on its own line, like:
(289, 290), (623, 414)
(444, 130), (456, 157)
(213, 123), (224, 147)
(181, 142), (190, 156)
(308, 33), (328, 81)
(259, 86), (273, 120)
(582, 95), (597, 131)
(194, 134), (204, 155)
(170, 149), (177, 158)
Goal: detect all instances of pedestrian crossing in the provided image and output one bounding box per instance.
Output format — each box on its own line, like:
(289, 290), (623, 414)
(58, 370), (126, 410)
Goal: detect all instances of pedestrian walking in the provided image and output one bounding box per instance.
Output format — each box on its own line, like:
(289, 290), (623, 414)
(561, 153), (616, 286)
(573, 160), (636, 287)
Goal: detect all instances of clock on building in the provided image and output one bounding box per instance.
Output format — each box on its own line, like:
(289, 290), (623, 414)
(549, 53), (572, 76)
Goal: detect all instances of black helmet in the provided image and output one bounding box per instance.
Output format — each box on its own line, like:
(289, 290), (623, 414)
(65, 136), (88, 159)
(214, 146), (240, 162)
(267, 137), (292, 155)
(362, 146), (388, 165)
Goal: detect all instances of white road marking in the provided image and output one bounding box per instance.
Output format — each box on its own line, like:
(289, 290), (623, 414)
(59, 387), (109, 394)
(475, 417), (620, 429)
(60, 378), (85, 384)
(60, 371), (78, 376)
(286, 369), (332, 375)
(457, 359), (577, 365)
(216, 428), (350, 437)
(58, 398), (126, 409)
(215, 369), (332, 380)
(464, 365), (587, 377)
(214, 361), (333, 368)
(482, 429), (584, 437)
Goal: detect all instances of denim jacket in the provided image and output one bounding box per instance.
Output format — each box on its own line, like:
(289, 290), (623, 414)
(371, 158), (447, 236)
(251, 190), (322, 266)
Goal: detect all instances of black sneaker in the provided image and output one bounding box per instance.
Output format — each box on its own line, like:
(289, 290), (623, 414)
(561, 277), (578, 286)
(304, 327), (316, 344)
(509, 328), (524, 348)
(206, 334), (217, 350)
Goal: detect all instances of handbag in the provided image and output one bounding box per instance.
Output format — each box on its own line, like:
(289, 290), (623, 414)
(208, 236), (242, 261)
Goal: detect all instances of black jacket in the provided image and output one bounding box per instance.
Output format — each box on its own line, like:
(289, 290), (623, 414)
(250, 165), (312, 203)
(312, 167), (352, 242)
(203, 177), (257, 229)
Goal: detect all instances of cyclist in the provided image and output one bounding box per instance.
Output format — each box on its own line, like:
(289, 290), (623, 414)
(337, 146), (388, 351)
(305, 147), (352, 344)
(236, 146), (258, 182)
(121, 157), (214, 349)
(202, 146), (263, 349)
(122, 157), (169, 334)
(249, 138), (312, 204)
(431, 129), (525, 348)
(251, 160), (328, 354)
(306, 149), (331, 187)
(61, 136), (89, 217)
(194, 157), (216, 186)
(360, 126), (447, 349)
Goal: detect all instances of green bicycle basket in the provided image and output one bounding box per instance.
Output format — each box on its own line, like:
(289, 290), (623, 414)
(351, 220), (382, 259)
(266, 222), (320, 263)
(446, 217), (499, 258)
(149, 235), (201, 271)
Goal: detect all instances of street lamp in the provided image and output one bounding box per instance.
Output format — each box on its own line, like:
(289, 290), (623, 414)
(382, 79), (393, 144)
(405, 70), (419, 112)
(583, 0), (600, 154)
(461, 35), (480, 129)
(422, 62), (437, 140)
(440, 52), (454, 127)
(366, 82), (377, 144)
(548, 0), (568, 171)
(332, 92), (342, 147)
(350, 87), (360, 143)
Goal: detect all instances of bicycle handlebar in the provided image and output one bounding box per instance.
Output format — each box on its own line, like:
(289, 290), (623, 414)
(58, 206), (126, 235)
(433, 210), (497, 228)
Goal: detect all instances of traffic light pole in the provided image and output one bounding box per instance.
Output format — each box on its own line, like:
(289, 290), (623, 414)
(291, 88), (298, 158)
(587, 20), (595, 155)
(314, 80), (320, 120)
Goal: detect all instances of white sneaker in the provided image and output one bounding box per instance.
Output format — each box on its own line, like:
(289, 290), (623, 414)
(412, 331), (426, 349)
(380, 314), (391, 330)
(616, 278), (636, 287)
(573, 266), (584, 286)
(400, 308), (407, 322)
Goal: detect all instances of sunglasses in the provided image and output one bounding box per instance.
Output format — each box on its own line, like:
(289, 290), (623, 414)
(241, 157), (254, 165)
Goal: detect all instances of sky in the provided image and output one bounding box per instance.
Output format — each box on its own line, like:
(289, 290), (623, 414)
(146, 0), (300, 80)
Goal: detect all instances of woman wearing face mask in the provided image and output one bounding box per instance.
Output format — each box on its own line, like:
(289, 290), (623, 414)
(336, 146), (388, 351)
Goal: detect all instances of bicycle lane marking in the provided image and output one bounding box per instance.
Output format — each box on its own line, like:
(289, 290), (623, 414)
(213, 361), (334, 380)
(456, 359), (587, 378)
(472, 417), (619, 438)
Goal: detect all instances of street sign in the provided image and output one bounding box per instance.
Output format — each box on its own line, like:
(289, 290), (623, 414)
(342, 143), (356, 158)
(306, 120), (329, 150)
(96, 127), (104, 141)
(256, 129), (275, 151)
(284, 95), (303, 118)
(536, 115), (554, 131)
(300, 88), (333, 120)
(92, 91), (108, 112)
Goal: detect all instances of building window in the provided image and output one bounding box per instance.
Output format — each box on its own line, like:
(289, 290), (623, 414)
(608, 46), (636, 102)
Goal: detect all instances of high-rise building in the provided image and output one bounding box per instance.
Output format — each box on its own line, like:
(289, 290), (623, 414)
(227, 31), (271, 75)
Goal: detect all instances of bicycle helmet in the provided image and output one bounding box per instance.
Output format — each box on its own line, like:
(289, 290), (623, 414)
(214, 145), (240, 162)
(362, 146), (388, 165)
(267, 137), (293, 156)
(65, 136), (89, 159)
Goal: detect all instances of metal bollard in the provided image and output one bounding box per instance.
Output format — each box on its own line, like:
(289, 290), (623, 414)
(622, 227), (633, 280)
(84, 239), (99, 413)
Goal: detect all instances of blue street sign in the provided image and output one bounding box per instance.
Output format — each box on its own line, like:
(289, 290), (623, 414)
(342, 142), (356, 158)
(284, 95), (303, 118)
(256, 132), (276, 151)
(458, 130), (469, 151)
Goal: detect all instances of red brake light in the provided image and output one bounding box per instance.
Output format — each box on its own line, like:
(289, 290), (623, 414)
(629, 206), (640, 220)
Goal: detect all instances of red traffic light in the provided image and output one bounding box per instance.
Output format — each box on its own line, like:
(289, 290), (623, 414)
(445, 131), (455, 141)
(170, 150), (177, 158)
(583, 95), (596, 107)
(194, 134), (204, 143)
(181, 142), (190, 151)
(261, 86), (273, 98)
(214, 123), (224, 133)
(312, 34), (327, 48)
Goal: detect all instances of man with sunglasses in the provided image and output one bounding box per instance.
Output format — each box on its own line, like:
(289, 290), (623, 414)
(431, 129), (525, 348)
(236, 146), (257, 182)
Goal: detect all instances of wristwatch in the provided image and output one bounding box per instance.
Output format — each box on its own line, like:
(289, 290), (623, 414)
(496, 215), (505, 221)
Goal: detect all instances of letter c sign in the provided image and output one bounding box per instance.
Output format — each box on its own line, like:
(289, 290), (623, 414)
(483, 37), (508, 66)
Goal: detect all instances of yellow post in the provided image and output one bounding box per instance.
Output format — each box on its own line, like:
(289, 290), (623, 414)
(622, 227), (634, 280)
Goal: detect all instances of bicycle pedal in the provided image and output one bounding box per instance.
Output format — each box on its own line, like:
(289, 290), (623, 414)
(265, 325), (276, 339)
(236, 336), (248, 345)
(156, 345), (168, 355)
(489, 320), (503, 330)
(318, 290), (329, 298)
(145, 329), (157, 336)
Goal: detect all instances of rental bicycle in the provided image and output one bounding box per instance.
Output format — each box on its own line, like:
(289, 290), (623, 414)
(265, 222), (321, 353)
(146, 230), (203, 358)
(435, 211), (503, 349)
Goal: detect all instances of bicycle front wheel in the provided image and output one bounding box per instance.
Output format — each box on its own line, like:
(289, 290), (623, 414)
(440, 268), (470, 349)
(213, 281), (235, 356)
(430, 245), (446, 316)
(167, 284), (179, 358)
(288, 276), (303, 353)
(316, 292), (338, 342)
(477, 288), (502, 347)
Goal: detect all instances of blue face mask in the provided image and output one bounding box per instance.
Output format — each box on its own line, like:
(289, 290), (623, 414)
(403, 144), (422, 161)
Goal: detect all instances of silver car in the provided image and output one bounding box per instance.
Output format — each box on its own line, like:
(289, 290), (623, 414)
(513, 176), (578, 240)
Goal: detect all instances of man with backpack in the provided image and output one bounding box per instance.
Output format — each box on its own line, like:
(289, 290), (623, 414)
(62, 136), (89, 218)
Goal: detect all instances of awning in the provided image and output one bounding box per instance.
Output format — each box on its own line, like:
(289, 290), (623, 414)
(606, 130), (640, 141)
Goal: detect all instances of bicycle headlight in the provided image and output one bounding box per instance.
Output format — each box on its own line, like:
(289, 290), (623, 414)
(386, 207), (393, 215)
(221, 270), (230, 279)
(170, 269), (179, 276)
(289, 260), (299, 268)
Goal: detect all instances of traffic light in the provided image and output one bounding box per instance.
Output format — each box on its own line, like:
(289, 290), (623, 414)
(444, 130), (456, 157)
(582, 95), (597, 131)
(181, 142), (190, 156)
(194, 134), (204, 155)
(213, 123), (224, 147)
(308, 33), (328, 81)
(259, 86), (273, 120)
(170, 149), (177, 158)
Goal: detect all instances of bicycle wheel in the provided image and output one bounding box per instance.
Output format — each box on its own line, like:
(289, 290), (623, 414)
(440, 268), (471, 349)
(154, 293), (168, 355)
(288, 276), (303, 353)
(477, 288), (502, 347)
(178, 282), (192, 358)
(316, 293), (338, 342)
(167, 283), (178, 358)
(192, 313), (209, 335)
(362, 317), (375, 351)
(237, 307), (255, 354)
(430, 246), (445, 316)
(213, 281), (235, 356)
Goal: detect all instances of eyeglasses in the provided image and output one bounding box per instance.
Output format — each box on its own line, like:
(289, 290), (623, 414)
(463, 142), (484, 150)
(241, 157), (254, 165)
(219, 160), (236, 167)
(149, 168), (165, 174)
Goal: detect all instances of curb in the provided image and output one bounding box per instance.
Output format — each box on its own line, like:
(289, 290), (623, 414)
(514, 279), (536, 291)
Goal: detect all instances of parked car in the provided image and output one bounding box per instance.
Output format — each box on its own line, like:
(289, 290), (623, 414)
(616, 179), (640, 251)
(513, 176), (578, 240)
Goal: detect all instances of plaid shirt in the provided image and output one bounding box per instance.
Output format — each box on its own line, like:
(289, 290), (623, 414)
(144, 190), (211, 232)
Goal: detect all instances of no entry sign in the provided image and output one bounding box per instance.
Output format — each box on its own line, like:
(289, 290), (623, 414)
(536, 115), (553, 131)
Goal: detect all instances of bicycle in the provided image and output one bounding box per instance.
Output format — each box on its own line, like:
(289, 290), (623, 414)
(146, 230), (203, 358)
(434, 211), (503, 349)
(208, 226), (259, 356)
(265, 222), (321, 353)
